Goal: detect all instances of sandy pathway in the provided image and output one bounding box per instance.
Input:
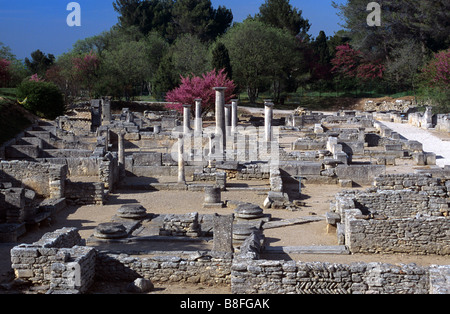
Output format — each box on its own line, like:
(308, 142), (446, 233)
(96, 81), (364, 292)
(382, 121), (450, 167)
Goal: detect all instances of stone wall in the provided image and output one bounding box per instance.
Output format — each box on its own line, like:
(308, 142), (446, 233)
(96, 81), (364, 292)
(10, 227), (95, 292)
(64, 181), (105, 205)
(345, 211), (449, 255)
(231, 260), (431, 294)
(159, 213), (200, 237)
(9, 227), (450, 294)
(95, 251), (232, 286)
(374, 174), (442, 191)
(0, 160), (67, 199)
(332, 174), (450, 255)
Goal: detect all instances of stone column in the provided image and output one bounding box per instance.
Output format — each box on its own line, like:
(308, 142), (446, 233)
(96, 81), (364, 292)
(101, 97), (111, 126)
(264, 100), (274, 142)
(203, 186), (224, 208)
(194, 99), (203, 135)
(178, 134), (186, 185)
(214, 87), (227, 150)
(183, 104), (192, 134)
(208, 133), (216, 158)
(118, 130), (125, 178)
(224, 104), (232, 138)
(231, 99), (239, 134)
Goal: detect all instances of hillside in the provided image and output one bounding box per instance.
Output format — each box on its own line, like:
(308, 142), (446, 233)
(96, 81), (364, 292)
(0, 95), (34, 146)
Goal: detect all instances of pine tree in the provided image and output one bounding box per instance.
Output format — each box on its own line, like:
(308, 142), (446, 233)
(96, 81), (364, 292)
(256, 0), (310, 37)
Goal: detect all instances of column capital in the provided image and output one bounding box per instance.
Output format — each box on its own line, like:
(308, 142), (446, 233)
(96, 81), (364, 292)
(213, 87), (228, 91)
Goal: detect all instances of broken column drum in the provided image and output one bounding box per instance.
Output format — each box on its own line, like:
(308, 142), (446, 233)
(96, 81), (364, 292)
(233, 224), (258, 242)
(203, 186), (224, 208)
(235, 203), (264, 220)
(94, 222), (127, 239)
(117, 204), (147, 220)
(214, 87), (227, 150)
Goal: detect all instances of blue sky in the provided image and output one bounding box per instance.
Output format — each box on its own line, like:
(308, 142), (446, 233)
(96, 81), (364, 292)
(0, 0), (345, 60)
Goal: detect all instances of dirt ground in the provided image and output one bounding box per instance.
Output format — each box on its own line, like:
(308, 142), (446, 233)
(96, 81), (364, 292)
(1, 181), (448, 294)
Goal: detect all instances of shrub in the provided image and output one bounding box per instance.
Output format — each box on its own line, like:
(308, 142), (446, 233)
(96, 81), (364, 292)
(17, 79), (65, 119)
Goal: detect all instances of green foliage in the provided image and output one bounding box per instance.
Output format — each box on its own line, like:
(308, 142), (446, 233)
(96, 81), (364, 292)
(256, 0), (310, 37)
(152, 54), (179, 99)
(170, 34), (210, 77)
(211, 42), (232, 79)
(16, 80), (65, 119)
(113, 0), (232, 43)
(221, 19), (303, 103)
(24, 50), (55, 77)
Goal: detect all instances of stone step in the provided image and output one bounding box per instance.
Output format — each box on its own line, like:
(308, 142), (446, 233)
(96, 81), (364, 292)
(264, 245), (350, 255)
(262, 216), (324, 230)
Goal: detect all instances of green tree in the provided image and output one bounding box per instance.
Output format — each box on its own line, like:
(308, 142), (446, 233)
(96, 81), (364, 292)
(211, 42), (232, 79)
(152, 54), (178, 99)
(113, 0), (173, 39)
(314, 31), (331, 66)
(170, 0), (233, 43)
(0, 42), (28, 87)
(333, 0), (450, 63)
(112, 0), (232, 43)
(385, 40), (424, 95)
(24, 50), (55, 77)
(17, 80), (65, 119)
(256, 0), (310, 37)
(222, 19), (301, 103)
(100, 40), (154, 99)
(170, 34), (210, 77)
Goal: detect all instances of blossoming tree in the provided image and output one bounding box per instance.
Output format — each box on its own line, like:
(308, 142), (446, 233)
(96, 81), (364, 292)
(165, 69), (236, 114)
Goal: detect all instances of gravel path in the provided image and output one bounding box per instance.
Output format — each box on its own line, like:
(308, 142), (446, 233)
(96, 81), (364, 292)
(382, 121), (450, 167)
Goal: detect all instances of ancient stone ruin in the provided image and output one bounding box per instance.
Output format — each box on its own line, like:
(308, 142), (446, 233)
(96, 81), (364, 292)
(0, 93), (449, 294)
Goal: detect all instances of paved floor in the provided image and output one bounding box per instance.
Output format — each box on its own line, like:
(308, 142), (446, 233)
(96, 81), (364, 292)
(382, 121), (450, 167)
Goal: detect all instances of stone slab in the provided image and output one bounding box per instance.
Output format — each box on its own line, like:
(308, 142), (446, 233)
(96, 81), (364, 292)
(264, 245), (350, 255)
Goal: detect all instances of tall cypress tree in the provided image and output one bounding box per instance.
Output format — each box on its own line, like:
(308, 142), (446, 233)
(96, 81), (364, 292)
(211, 42), (232, 79)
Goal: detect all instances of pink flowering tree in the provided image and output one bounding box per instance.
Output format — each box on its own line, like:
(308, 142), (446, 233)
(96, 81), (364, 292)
(72, 51), (100, 98)
(165, 69), (236, 114)
(331, 44), (384, 80)
(0, 58), (11, 87)
(29, 73), (45, 82)
(357, 62), (385, 81)
(420, 48), (450, 111)
(331, 44), (362, 78)
(422, 49), (450, 91)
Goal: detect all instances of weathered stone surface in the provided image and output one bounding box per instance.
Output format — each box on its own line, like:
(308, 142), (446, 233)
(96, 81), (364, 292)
(94, 223), (128, 239)
(126, 278), (154, 293)
(117, 204), (147, 219)
(213, 214), (234, 253)
(235, 203), (264, 219)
